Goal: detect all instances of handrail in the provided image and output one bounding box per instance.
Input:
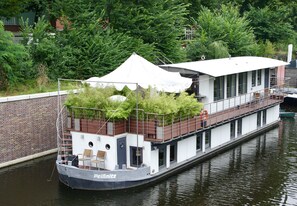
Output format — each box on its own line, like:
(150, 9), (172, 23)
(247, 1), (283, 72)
(56, 105), (66, 154)
(63, 88), (284, 143)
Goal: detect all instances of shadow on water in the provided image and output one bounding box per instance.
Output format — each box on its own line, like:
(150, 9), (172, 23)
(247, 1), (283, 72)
(1, 118), (297, 206)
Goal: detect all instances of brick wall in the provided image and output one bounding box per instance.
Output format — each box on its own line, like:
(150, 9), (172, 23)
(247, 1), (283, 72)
(0, 94), (66, 164)
(285, 69), (297, 87)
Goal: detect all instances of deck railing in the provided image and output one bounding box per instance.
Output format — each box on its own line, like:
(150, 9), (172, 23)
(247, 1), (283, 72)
(66, 89), (284, 142)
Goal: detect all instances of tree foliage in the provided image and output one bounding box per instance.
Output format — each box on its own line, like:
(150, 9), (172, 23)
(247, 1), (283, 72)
(101, 0), (189, 63)
(2, 0), (297, 92)
(246, 4), (296, 44)
(0, 0), (30, 18)
(0, 21), (32, 89)
(22, 3), (156, 80)
(186, 5), (259, 60)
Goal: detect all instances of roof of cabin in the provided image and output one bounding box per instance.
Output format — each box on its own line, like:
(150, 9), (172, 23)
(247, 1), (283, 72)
(160, 56), (289, 77)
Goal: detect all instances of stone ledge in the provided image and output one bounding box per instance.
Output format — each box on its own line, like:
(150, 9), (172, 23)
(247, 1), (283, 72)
(0, 148), (58, 169)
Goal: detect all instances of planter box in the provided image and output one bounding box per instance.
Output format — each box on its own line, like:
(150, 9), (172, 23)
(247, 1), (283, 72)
(180, 119), (189, 135)
(107, 121), (126, 135)
(129, 119), (156, 138)
(189, 117), (197, 132)
(74, 118), (80, 131)
(80, 119), (107, 135)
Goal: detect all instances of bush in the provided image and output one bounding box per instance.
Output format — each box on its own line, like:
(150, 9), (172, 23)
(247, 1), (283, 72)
(65, 86), (203, 124)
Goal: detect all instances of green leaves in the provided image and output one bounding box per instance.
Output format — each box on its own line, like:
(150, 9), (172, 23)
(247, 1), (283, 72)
(186, 4), (259, 60)
(246, 4), (297, 44)
(0, 21), (32, 89)
(65, 86), (203, 123)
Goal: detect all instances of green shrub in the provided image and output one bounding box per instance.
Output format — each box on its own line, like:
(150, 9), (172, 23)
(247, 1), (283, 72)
(65, 86), (203, 124)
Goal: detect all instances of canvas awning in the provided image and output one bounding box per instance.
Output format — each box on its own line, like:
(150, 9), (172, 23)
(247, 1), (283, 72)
(86, 53), (191, 93)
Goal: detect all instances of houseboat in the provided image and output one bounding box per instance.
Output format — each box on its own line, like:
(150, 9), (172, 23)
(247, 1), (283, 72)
(56, 53), (288, 190)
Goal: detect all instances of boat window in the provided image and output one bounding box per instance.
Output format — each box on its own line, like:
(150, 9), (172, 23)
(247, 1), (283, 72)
(214, 76), (225, 101)
(257, 112), (261, 127)
(105, 144), (110, 150)
(262, 110), (267, 125)
(237, 118), (242, 136)
(159, 148), (166, 167)
(196, 133), (202, 151)
(238, 72), (247, 94)
(130, 147), (143, 167)
(205, 130), (211, 149)
(257, 70), (262, 86)
(88, 141), (93, 148)
(230, 120), (236, 139)
(227, 74), (236, 98)
(252, 71), (256, 87)
(170, 144), (177, 163)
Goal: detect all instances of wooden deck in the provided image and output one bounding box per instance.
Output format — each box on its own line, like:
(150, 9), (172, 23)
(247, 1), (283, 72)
(144, 95), (283, 142)
(63, 94), (283, 143)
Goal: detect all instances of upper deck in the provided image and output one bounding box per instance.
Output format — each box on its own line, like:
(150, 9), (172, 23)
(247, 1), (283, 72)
(64, 89), (283, 143)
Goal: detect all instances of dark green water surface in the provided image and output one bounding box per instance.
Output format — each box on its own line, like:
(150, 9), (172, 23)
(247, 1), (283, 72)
(1, 118), (297, 206)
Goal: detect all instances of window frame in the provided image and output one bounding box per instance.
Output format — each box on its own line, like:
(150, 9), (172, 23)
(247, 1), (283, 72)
(227, 74), (237, 98)
(214, 76), (225, 101)
(158, 147), (166, 168)
(252, 70), (256, 87)
(230, 120), (236, 139)
(257, 70), (262, 86)
(196, 133), (202, 151)
(237, 118), (242, 136)
(238, 72), (247, 94)
(130, 146), (143, 167)
(169, 144), (177, 163)
(262, 109), (267, 125)
(205, 130), (211, 149)
(257, 111), (261, 127)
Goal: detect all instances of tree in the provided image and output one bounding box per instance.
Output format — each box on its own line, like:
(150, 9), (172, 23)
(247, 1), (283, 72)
(22, 3), (156, 80)
(0, 0), (30, 18)
(95, 0), (189, 63)
(246, 4), (297, 44)
(0, 21), (32, 90)
(186, 4), (259, 60)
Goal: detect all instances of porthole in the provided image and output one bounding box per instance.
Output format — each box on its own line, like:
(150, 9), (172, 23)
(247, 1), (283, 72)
(88, 141), (93, 148)
(105, 144), (110, 150)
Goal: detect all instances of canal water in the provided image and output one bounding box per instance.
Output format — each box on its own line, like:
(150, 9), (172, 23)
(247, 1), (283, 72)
(1, 118), (297, 206)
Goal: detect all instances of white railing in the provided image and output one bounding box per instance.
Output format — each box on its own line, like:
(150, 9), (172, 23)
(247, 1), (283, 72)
(204, 88), (275, 114)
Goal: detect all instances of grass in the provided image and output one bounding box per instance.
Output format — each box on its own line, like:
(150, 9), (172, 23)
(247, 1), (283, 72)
(0, 80), (79, 97)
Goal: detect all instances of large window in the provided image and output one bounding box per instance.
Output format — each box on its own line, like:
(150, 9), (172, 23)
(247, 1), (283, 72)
(237, 118), (242, 136)
(230, 120), (236, 139)
(257, 70), (262, 86)
(227, 74), (237, 98)
(214, 76), (224, 101)
(196, 133), (202, 151)
(130, 147), (143, 167)
(159, 147), (166, 167)
(205, 130), (211, 149)
(238, 72), (247, 94)
(262, 109), (267, 125)
(257, 112), (261, 127)
(252, 70), (256, 87)
(170, 144), (177, 163)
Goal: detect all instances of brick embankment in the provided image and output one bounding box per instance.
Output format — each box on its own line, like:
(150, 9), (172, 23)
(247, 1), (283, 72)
(0, 93), (66, 168)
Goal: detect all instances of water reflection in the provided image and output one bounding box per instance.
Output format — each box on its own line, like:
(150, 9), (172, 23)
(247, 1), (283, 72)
(1, 119), (297, 206)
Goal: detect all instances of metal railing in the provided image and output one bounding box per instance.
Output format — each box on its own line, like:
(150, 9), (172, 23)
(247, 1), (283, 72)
(65, 89), (284, 143)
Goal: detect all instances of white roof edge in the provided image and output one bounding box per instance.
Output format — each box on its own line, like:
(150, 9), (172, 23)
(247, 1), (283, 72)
(160, 56), (289, 77)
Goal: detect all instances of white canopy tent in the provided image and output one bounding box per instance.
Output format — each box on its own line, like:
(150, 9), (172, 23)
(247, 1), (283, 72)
(86, 53), (191, 93)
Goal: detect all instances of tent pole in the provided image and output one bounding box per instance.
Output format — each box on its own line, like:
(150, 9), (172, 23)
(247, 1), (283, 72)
(136, 83), (139, 168)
